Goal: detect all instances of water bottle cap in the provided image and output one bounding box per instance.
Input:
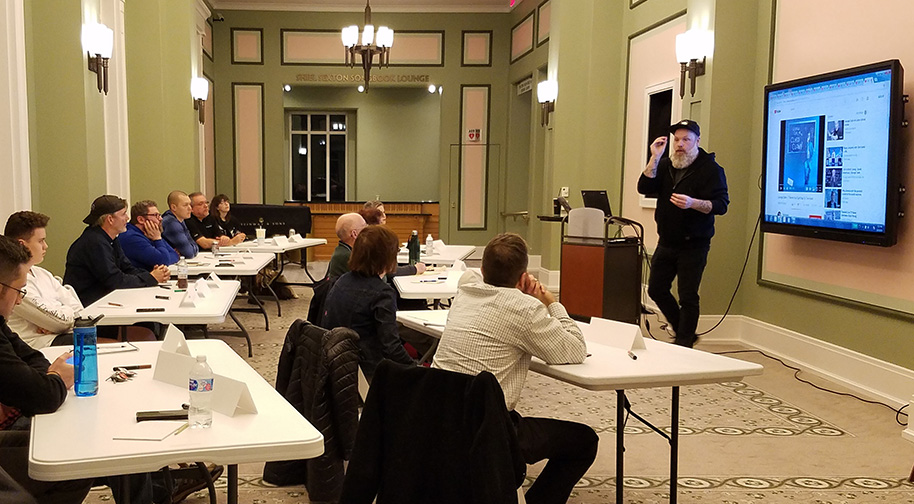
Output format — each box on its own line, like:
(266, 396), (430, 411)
(196, 355), (206, 362)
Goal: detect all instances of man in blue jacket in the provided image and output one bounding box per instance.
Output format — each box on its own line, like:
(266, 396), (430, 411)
(120, 200), (179, 272)
(637, 120), (729, 347)
(161, 191), (199, 259)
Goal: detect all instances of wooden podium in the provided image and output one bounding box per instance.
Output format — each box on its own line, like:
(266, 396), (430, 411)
(559, 217), (643, 325)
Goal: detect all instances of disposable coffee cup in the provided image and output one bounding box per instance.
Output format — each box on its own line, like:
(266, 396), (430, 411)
(256, 227), (266, 245)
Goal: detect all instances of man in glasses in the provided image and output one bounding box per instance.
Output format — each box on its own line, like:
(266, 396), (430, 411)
(64, 195), (170, 306)
(120, 200), (180, 272)
(4, 212), (83, 350)
(0, 234), (93, 504)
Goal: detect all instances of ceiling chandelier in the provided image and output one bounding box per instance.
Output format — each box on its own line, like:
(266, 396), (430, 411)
(341, 0), (394, 92)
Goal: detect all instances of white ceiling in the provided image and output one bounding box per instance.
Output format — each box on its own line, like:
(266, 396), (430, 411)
(210, 0), (520, 13)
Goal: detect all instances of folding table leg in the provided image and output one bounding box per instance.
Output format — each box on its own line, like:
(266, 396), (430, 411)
(670, 386), (680, 504)
(228, 464), (238, 504)
(228, 311), (253, 357)
(616, 390), (625, 504)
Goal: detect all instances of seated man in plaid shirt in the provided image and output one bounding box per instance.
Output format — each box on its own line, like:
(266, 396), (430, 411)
(432, 233), (598, 504)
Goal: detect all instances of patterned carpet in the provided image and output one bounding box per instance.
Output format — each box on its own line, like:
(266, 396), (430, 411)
(85, 263), (914, 503)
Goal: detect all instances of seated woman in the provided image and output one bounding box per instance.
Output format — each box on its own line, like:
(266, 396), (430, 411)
(321, 226), (416, 380)
(209, 194), (247, 245)
(359, 201), (426, 277)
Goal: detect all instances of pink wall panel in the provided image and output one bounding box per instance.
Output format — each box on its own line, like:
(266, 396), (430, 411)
(389, 33), (442, 65)
(511, 15), (534, 61)
(538, 1), (551, 44)
(233, 31), (261, 62)
(460, 86), (489, 229)
(233, 85), (263, 204)
(283, 31), (344, 64)
(463, 33), (490, 65)
(621, 17), (686, 250)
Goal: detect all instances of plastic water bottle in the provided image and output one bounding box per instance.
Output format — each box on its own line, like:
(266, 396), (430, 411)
(176, 256), (188, 289)
(408, 230), (420, 265)
(188, 355), (214, 428)
(73, 319), (98, 397)
(211, 240), (220, 256)
(425, 234), (434, 256)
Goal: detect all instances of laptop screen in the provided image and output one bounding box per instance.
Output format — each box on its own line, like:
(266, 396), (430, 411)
(581, 190), (612, 217)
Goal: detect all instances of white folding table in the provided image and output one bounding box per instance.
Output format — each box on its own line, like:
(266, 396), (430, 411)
(31, 340), (323, 504)
(221, 237), (327, 288)
(178, 252), (277, 333)
(395, 311), (764, 504)
(81, 280), (257, 357)
(392, 269), (465, 300)
(397, 244), (475, 266)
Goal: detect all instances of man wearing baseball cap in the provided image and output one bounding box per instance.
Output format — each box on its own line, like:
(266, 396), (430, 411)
(64, 195), (170, 306)
(637, 120), (729, 347)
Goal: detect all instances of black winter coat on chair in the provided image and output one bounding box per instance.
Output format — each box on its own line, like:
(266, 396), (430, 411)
(263, 320), (360, 503)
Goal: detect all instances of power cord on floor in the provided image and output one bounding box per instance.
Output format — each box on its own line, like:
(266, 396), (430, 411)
(717, 348), (909, 426)
(696, 214), (761, 336)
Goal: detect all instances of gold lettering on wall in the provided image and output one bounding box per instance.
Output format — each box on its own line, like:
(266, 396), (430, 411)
(295, 73), (431, 83)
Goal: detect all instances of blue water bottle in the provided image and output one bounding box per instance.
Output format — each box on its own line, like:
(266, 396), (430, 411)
(73, 317), (100, 397)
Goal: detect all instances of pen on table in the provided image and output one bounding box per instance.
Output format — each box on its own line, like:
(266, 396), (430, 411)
(418, 279), (441, 283)
(158, 285), (172, 290)
(627, 350), (638, 361)
(423, 322), (446, 327)
(155, 295), (170, 300)
(112, 364), (152, 371)
(108, 302), (123, 307)
(172, 423), (189, 437)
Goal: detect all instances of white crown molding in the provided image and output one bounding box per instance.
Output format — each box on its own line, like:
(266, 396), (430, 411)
(211, 2), (513, 13)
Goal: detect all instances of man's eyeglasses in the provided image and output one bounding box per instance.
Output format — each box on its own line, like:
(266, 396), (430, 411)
(0, 282), (27, 300)
(142, 213), (162, 219)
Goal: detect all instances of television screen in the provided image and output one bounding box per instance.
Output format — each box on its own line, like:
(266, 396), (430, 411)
(761, 60), (904, 246)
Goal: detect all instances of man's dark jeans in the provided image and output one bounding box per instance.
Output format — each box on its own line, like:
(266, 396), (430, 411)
(647, 243), (710, 347)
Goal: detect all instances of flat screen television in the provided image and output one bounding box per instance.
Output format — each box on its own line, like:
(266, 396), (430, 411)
(761, 59), (905, 246)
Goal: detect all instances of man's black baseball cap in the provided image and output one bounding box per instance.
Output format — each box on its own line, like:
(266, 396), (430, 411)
(669, 119), (700, 137)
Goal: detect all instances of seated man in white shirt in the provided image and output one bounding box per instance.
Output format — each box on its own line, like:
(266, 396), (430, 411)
(4, 212), (83, 349)
(432, 233), (598, 504)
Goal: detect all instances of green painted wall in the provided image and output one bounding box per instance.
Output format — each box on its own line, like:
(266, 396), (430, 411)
(209, 9), (510, 244)
(283, 86), (441, 201)
(124, 0), (199, 205)
(24, 0), (109, 273)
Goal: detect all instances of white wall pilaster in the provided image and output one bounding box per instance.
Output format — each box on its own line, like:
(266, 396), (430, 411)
(0, 0), (32, 220)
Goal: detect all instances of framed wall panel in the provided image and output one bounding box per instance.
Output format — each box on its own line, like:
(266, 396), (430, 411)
(510, 12), (535, 63)
(203, 20), (213, 60)
(281, 29), (345, 65)
(389, 31), (445, 67)
(231, 28), (263, 65)
(537, 0), (551, 46)
(232, 83), (264, 204)
(458, 85), (490, 230)
(462, 31), (492, 67)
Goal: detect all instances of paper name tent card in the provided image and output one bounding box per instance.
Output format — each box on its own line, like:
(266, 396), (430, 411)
(154, 331), (258, 417)
(583, 317), (646, 351)
(273, 235), (290, 247)
(178, 287), (198, 308)
(160, 324), (191, 355)
(288, 233), (302, 243)
(207, 272), (222, 285)
(193, 278), (211, 298)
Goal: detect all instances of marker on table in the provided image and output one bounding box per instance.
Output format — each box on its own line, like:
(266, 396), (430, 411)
(627, 350), (638, 361)
(112, 364), (152, 371)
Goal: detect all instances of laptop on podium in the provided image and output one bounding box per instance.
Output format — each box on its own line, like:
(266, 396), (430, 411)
(581, 190), (613, 217)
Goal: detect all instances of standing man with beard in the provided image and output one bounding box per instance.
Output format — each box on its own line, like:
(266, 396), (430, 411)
(638, 120), (729, 347)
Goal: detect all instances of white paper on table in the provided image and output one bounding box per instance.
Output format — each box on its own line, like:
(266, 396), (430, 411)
(178, 288), (198, 308)
(211, 374), (258, 416)
(404, 310), (449, 328)
(450, 259), (467, 272)
(433, 239), (446, 251)
(153, 349), (196, 387)
(193, 278), (211, 298)
(207, 272), (222, 286)
(112, 421), (186, 441)
(288, 233), (302, 243)
(161, 325), (191, 356)
(273, 235), (290, 247)
(583, 317), (646, 351)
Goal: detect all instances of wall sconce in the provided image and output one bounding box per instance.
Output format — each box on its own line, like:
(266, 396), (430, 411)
(191, 77), (209, 124)
(82, 23), (114, 95)
(537, 80), (557, 127)
(675, 29), (713, 98)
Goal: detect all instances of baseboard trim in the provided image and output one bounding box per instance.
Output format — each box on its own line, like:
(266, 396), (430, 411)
(536, 265), (913, 408)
